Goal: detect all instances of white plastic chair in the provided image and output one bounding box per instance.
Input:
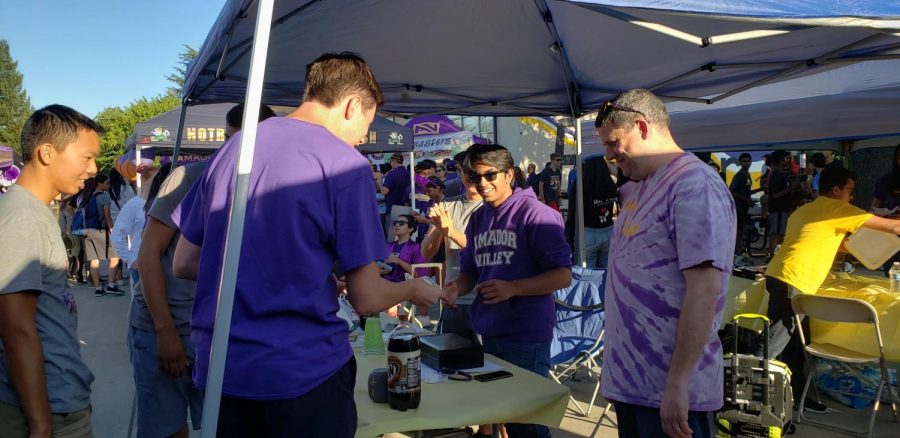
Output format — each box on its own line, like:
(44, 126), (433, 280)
(791, 294), (898, 437)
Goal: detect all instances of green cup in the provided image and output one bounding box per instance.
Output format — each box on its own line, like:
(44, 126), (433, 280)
(363, 317), (385, 355)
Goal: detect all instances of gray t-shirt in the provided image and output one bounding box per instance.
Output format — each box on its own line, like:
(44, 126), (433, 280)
(442, 194), (483, 305)
(129, 162), (207, 336)
(88, 191), (112, 229)
(0, 185), (94, 412)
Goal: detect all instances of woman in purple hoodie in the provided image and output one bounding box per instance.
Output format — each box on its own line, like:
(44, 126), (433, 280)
(445, 144), (572, 438)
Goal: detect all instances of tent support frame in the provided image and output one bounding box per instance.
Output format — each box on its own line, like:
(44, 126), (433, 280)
(199, 0), (275, 436)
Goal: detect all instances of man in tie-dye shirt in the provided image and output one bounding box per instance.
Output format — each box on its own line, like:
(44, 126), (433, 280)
(595, 89), (736, 438)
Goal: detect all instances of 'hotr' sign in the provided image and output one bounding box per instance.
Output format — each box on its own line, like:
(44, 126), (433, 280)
(186, 127), (226, 142)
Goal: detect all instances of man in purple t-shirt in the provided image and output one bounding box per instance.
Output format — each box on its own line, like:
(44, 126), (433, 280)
(445, 144), (572, 438)
(381, 152), (409, 216)
(171, 53), (443, 437)
(595, 89), (736, 438)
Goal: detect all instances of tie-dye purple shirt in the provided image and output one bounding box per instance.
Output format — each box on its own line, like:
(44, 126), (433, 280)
(601, 153), (735, 411)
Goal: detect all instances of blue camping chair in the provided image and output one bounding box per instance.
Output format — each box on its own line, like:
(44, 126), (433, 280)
(550, 267), (611, 425)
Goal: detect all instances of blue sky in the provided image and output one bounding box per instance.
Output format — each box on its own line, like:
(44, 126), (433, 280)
(1, 0), (227, 117)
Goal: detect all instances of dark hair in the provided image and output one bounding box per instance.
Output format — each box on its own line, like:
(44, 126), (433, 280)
(769, 150), (788, 168)
(303, 52), (384, 110)
(397, 214), (415, 230)
(464, 144), (514, 174)
(550, 153), (562, 160)
(226, 103), (277, 130)
(20, 105), (105, 163)
(143, 164), (174, 215)
(79, 174), (109, 208)
(738, 153), (752, 161)
(107, 167), (130, 205)
(453, 151), (468, 172)
(415, 159), (437, 173)
(818, 167), (856, 195)
(513, 166), (528, 188)
(809, 152), (827, 169)
(426, 176), (445, 189)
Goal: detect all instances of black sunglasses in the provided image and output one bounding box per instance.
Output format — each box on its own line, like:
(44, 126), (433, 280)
(439, 367), (472, 382)
(552, 158), (562, 162)
(467, 170), (504, 184)
(595, 101), (648, 129)
(393, 220), (410, 226)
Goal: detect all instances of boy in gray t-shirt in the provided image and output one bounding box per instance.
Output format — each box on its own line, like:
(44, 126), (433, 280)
(421, 152), (483, 340)
(0, 105), (103, 437)
(130, 161), (208, 437)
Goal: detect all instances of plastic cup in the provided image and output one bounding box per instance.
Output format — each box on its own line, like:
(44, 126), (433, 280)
(363, 317), (386, 355)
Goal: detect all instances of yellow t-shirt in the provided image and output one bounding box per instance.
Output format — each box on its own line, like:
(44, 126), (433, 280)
(767, 196), (873, 295)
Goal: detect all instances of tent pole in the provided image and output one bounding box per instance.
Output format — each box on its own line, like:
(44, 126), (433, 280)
(409, 151), (416, 212)
(199, 0), (275, 436)
(575, 118), (585, 268)
(169, 103), (188, 172)
(136, 145), (142, 192)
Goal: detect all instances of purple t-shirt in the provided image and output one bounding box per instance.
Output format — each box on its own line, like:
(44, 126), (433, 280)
(174, 117), (386, 399)
(601, 153), (735, 411)
(460, 188), (572, 342)
(383, 166), (410, 213)
(383, 240), (429, 282)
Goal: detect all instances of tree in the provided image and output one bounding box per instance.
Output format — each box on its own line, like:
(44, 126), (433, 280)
(95, 94), (180, 172)
(0, 40), (34, 155)
(165, 44), (198, 97)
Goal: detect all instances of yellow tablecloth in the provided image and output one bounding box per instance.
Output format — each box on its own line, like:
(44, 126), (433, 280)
(724, 273), (900, 362)
(812, 274), (900, 363)
(354, 349), (570, 437)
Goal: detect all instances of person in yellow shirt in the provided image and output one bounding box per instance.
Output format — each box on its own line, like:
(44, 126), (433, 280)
(763, 166), (900, 412)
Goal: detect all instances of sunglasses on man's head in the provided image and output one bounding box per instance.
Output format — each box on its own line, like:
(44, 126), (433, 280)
(467, 170), (503, 184)
(594, 101), (648, 131)
(393, 220), (410, 226)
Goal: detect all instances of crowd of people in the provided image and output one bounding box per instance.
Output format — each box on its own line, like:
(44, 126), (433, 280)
(1, 50), (898, 438)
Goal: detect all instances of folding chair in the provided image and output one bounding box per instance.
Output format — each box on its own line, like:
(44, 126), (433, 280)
(549, 267), (611, 426)
(791, 294), (898, 437)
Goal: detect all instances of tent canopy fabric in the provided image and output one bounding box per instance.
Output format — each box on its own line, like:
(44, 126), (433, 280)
(356, 116), (414, 153)
(183, 0), (900, 118)
(128, 103), (235, 155)
(577, 59), (900, 153)
(129, 102), (412, 155)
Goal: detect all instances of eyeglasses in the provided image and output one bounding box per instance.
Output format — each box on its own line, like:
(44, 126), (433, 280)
(436, 168), (445, 173)
(593, 101), (648, 137)
(467, 170), (503, 184)
(552, 158), (562, 162)
(439, 368), (472, 382)
(393, 220), (409, 226)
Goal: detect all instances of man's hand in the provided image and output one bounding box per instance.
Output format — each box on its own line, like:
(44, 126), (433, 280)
(410, 210), (432, 226)
(478, 279), (517, 304)
(409, 277), (443, 309)
(442, 281), (459, 307)
(660, 382), (693, 438)
(428, 203), (453, 235)
(386, 254), (402, 265)
(156, 327), (189, 378)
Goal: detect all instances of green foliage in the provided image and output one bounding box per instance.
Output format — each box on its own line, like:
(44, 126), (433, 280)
(94, 94), (180, 172)
(0, 40), (34, 155)
(166, 44), (198, 97)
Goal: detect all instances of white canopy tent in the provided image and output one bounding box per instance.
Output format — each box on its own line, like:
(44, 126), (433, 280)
(177, 1), (900, 434)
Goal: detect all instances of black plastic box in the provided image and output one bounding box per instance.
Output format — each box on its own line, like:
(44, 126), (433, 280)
(420, 333), (483, 371)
